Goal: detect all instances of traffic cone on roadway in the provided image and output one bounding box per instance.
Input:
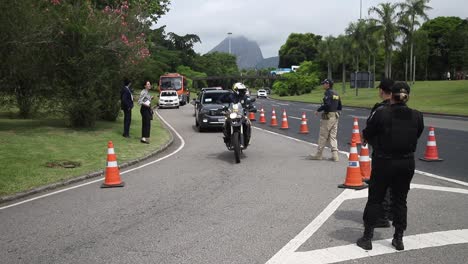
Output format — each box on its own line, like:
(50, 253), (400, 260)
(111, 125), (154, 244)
(419, 127), (443, 162)
(359, 144), (371, 180)
(299, 112), (309, 134)
(280, 109), (289, 129)
(249, 111), (256, 121)
(101, 141), (125, 188)
(349, 118), (362, 145)
(270, 108), (278, 127)
(259, 107), (266, 124)
(338, 141), (367, 190)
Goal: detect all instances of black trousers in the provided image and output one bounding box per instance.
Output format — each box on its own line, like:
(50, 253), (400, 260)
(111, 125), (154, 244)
(363, 158), (415, 230)
(140, 106), (152, 138)
(122, 108), (132, 136)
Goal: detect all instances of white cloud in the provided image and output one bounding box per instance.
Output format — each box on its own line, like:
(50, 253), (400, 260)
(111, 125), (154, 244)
(156, 0), (468, 58)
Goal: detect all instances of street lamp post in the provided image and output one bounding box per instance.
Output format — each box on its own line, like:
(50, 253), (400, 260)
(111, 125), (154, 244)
(227, 32), (232, 54)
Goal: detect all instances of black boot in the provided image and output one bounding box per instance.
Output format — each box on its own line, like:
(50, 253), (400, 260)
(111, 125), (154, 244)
(392, 229), (404, 250)
(357, 226), (374, 250)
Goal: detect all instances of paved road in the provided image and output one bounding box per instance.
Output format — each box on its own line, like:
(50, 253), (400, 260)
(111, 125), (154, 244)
(254, 97), (468, 183)
(0, 104), (467, 264)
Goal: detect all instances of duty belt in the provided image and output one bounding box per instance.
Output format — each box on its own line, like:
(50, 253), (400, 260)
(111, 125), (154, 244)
(373, 153), (414, 159)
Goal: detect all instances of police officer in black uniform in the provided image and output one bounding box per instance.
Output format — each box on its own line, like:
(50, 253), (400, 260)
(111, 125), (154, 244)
(364, 78), (394, 228)
(357, 82), (424, 251)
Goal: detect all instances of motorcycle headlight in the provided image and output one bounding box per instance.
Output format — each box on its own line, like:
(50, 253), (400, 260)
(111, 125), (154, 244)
(229, 113), (238, 119)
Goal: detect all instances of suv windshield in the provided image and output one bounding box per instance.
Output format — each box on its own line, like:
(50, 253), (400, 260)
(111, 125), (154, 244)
(202, 92), (228, 105)
(160, 77), (182, 90)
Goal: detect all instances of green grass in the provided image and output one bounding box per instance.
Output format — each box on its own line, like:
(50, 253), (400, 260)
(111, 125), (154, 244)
(0, 107), (170, 197)
(271, 80), (468, 116)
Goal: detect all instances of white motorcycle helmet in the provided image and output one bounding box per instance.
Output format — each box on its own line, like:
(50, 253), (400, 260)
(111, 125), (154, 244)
(232, 82), (247, 95)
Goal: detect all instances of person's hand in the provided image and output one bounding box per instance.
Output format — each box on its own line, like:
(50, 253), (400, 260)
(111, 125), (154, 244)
(314, 111), (319, 116)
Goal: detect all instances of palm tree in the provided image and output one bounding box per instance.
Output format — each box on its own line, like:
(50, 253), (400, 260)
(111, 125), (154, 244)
(400, 0), (432, 83)
(335, 35), (352, 94)
(318, 36), (336, 80)
(368, 2), (402, 78)
(346, 20), (368, 94)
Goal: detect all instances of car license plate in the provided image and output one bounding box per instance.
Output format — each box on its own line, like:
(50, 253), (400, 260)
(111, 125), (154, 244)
(218, 118), (225, 122)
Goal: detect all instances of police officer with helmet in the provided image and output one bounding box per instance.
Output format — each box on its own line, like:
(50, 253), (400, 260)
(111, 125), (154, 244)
(310, 79), (342, 161)
(357, 82), (424, 251)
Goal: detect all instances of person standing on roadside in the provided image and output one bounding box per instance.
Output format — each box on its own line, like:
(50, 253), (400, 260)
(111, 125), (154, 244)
(138, 80), (153, 144)
(310, 79), (342, 161)
(357, 82), (424, 251)
(120, 78), (134, 138)
(364, 78), (395, 228)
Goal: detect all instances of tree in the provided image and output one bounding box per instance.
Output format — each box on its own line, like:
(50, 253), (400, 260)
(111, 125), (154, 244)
(449, 19), (468, 77)
(369, 2), (402, 78)
(335, 35), (352, 94)
(318, 36), (337, 80)
(278, 33), (322, 68)
(400, 0), (432, 83)
(420, 16), (463, 79)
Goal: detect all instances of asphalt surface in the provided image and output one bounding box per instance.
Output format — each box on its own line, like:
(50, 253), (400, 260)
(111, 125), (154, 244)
(0, 102), (467, 264)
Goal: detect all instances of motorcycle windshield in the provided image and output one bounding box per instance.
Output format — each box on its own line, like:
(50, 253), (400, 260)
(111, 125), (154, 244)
(229, 103), (244, 115)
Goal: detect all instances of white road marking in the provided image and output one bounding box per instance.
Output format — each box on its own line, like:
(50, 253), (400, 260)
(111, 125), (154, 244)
(286, 229), (468, 264)
(289, 116), (301, 120)
(301, 108), (316, 112)
(266, 181), (468, 264)
(0, 111), (185, 211)
(265, 189), (355, 264)
(277, 102), (290, 106)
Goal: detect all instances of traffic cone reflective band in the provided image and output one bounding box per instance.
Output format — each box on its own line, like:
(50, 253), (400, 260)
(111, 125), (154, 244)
(249, 111), (256, 121)
(270, 108), (278, 127)
(299, 112), (309, 134)
(349, 118), (362, 144)
(419, 127), (443, 162)
(280, 109), (289, 129)
(338, 141), (367, 190)
(359, 144), (371, 180)
(101, 141), (125, 188)
(259, 107), (266, 124)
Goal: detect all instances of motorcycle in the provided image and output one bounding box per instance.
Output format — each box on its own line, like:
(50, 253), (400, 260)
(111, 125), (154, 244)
(223, 102), (255, 163)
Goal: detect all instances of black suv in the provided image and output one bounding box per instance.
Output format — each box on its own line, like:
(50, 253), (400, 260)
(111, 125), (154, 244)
(194, 90), (230, 132)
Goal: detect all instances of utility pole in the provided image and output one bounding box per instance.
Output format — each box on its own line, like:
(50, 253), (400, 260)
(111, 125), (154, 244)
(360, 0), (362, 20)
(227, 32), (232, 54)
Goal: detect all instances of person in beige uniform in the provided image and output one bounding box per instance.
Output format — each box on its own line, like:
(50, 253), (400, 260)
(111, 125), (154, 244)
(310, 79), (342, 161)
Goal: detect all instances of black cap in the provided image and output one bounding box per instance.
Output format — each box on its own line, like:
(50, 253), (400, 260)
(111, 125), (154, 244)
(377, 78), (394, 92)
(391, 81), (410, 94)
(321, 79), (333, 86)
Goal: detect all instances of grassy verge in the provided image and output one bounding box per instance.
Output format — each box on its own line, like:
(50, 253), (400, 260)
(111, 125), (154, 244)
(0, 107), (170, 197)
(271, 80), (468, 116)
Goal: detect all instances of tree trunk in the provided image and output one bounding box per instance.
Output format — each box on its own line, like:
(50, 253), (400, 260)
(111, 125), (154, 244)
(328, 61), (332, 79)
(342, 63), (346, 94)
(413, 55), (416, 84)
(368, 55), (371, 88)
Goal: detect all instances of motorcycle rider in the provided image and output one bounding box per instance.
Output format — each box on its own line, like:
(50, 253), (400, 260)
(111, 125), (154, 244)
(221, 82), (255, 147)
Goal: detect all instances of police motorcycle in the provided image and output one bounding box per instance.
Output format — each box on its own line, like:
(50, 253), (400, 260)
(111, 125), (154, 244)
(222, 102), (256, 163)
(223, 83), (257, 163)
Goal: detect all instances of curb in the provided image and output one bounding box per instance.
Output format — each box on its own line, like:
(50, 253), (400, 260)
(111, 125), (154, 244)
(0, 118), (175, 204)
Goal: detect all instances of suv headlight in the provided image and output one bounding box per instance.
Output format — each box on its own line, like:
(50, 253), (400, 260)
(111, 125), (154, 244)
(229, 113), (238, 119)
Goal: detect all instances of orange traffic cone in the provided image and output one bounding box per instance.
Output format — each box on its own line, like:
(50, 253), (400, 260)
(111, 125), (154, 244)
(259, 107), (266, 124)
(299, 112), (309, 134)
(349, 118), (362, 144)
(419, 126), (443, 162)
(101, 141), (125, 188)
(249, 111), (256, 121)
(280, 109), (289, 129)
(338, 141), (367, 190)
(359, 144), (371, 180)
(270, 108), (278, 127)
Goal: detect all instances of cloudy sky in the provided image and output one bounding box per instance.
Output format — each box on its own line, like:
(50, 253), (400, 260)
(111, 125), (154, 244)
(156, 0), (467, 58)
